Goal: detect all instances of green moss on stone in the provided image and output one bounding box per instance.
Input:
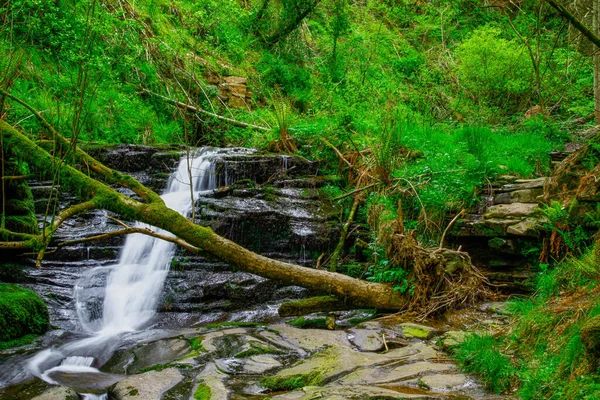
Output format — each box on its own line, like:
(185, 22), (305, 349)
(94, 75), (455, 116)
(0, 284), (49, 344)
(235, 342), (283, 358)
(288, 317), (328, 329)
(260, 371), (324, 391)
(193, 384), (211, 400)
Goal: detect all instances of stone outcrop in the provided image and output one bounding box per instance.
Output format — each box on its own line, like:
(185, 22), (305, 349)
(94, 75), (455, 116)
(450, 177), (548, 292)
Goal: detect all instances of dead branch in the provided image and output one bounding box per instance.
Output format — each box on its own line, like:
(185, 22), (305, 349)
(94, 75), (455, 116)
(142, 89), (270, 132)
(56, 225), (200, 254)
(438, 209), (466, 251)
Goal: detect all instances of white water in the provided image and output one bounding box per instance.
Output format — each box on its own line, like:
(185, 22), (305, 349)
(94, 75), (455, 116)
(98, 148), (217, 334)
(27, 148), (219, 396)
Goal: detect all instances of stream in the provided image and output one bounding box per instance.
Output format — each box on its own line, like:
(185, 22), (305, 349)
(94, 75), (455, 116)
(0, 147), (508, 400)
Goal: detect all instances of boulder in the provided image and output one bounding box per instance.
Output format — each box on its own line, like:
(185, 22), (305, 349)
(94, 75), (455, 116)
(112, 368), (183, 400)
(348, 329), (385, 352)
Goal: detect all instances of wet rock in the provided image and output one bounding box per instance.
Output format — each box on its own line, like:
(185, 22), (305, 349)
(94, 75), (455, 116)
(46, 369), (123, 395)
(418, 373), (472, 391)
(270, 385), (428, 399)
(112, 368), (183, 400)
(127, 338), (191, 374)
(195, 363), (229, 400)
(348, 328), (384, 352)
(271, 324), (351, 350)
(243, 354), (282, 374)
(31, 386), (78, 400)
(339, 359), (455, 386)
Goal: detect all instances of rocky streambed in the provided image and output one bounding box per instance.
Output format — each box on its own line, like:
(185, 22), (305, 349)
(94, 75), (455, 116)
(0, 145), (521, 399)
(1, 304), (511, 400)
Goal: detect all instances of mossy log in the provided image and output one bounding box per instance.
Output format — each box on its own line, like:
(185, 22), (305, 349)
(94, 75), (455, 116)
(278, 296), (355, 317)
(0, 120), (406, 311)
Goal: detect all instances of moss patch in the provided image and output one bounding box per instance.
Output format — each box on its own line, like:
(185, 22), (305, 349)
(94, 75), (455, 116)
(193, 384), (211, 400)
(235, 342), (283, 358)
(0, 284), (49, 344)
(260, 371), (324, 391)
(288, 317), (328, 329)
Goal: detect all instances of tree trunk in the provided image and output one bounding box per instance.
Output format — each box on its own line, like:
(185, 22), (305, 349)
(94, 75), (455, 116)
(0, 120), (406, 311)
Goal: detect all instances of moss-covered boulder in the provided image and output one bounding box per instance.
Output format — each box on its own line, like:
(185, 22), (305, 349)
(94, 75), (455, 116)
(581, 315), (600, 364)
(0, 284), (49, 343)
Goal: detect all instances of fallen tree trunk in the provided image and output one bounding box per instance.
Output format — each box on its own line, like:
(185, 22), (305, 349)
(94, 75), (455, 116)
(0, 119), (406, 310)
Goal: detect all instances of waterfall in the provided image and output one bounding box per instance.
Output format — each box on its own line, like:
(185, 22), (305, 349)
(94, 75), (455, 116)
(27, 148), (218, 395)
(97, 148), (217, 334)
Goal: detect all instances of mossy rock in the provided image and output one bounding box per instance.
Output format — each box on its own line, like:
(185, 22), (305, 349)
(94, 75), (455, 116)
(193, 384), (211, 400)
(581, 315), (600, 363)
(399, 323), (436, 339)
(0, 284), (49, 343)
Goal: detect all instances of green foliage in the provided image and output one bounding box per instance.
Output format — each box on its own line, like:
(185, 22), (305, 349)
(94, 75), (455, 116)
(0, 284), (49, 344)
(456, 26), (532, 115)
(541, 201), (599, 255)
(451, 333), (517, 393)
(455, 248), (600, 398)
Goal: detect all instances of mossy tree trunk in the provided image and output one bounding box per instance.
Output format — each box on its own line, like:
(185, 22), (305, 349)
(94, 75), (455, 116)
(0, 119), (406, 311)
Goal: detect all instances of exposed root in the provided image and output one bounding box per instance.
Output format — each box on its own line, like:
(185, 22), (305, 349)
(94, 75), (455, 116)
(381, 219), (492, 319)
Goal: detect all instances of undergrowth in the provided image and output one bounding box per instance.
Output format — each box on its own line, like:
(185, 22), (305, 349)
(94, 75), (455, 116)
(451, 248), (600, 398)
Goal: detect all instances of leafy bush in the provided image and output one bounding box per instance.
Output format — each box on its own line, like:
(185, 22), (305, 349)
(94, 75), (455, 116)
(456, 26), (532, 113)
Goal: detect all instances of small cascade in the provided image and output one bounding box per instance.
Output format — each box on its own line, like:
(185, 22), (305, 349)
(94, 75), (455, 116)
(27, 148), (219, 394)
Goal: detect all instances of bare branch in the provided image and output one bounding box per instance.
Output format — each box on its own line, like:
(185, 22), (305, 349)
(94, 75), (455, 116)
(142, 89), (271, 132)
(56, 226), (200, 254)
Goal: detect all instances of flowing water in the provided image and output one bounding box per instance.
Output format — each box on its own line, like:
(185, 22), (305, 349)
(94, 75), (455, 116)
(25, 148), (219, 398)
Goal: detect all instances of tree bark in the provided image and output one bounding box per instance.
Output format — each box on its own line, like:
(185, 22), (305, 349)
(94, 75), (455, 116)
(0, 119), (406, 311)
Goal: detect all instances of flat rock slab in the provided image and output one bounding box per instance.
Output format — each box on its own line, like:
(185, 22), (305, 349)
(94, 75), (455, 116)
(270, 384), (434, 399)
(418, 373), (472, 391)
(113, 368), (183, 400)
(195, 363), (230, 400)
(270, 324), (352, 350)
(339, 360), (456, 386)
(484, 203), (539, 219)
(31, 386), (78, 400)
(202, 328), (249, 352)
(243, 354), (283, 374)
(128, 338), (190, 373)
(46, 369), (123, 395)
(348, 329), (385, 352)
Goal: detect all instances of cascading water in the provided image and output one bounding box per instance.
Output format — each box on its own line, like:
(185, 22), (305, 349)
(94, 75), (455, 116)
(26, 148), (218, 397)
